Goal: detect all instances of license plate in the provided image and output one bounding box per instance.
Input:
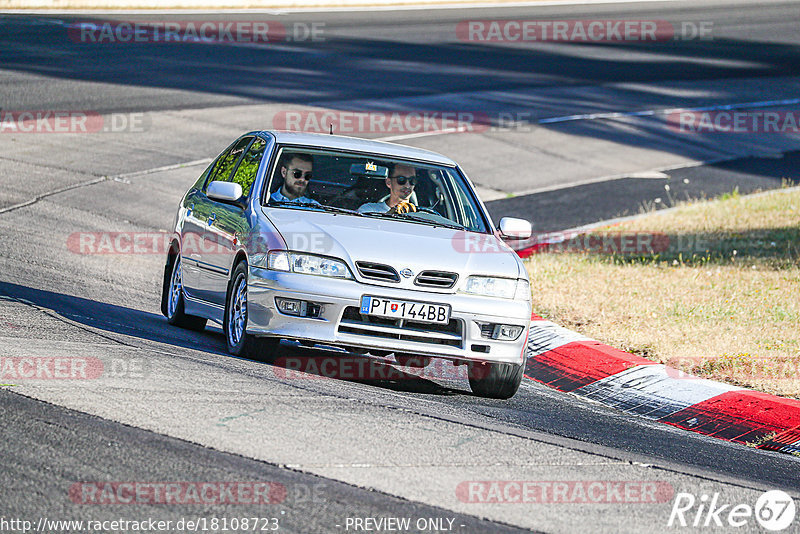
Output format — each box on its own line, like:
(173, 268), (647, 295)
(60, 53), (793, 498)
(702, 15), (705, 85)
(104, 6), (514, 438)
(360, 296), (450, 325)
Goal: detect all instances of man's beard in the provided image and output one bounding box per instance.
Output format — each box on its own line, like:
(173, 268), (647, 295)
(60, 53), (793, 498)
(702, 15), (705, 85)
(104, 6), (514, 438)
(285, 181), (307, 198)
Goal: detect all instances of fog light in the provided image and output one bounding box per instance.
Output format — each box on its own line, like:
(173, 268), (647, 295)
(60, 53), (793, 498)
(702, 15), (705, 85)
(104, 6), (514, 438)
(276, 297), (307, 317)
(492, 324), (524, 341)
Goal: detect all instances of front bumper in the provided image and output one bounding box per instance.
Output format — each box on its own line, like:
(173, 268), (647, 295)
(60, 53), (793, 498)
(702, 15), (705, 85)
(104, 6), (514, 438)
(247, 266), (531, 365)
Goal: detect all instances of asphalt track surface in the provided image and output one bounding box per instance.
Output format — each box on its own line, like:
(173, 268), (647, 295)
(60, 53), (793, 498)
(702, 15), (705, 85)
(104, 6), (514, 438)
(2, 1), (799, 114)
(1, 1), (800, 532)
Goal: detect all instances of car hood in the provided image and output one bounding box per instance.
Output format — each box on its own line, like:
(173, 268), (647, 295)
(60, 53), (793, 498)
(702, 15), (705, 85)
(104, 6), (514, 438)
(263, 208), (523, 283)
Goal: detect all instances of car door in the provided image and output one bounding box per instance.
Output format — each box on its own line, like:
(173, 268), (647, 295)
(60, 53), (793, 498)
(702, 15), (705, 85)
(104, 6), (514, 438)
(202, 136), (268, 307)
(182, 136), (251, 304)
(179, 158), (223, 301)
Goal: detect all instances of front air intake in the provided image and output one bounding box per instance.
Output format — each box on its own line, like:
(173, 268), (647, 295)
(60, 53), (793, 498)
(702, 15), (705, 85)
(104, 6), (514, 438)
(355, 261), (400, 282)
(414, 270), (458, 289)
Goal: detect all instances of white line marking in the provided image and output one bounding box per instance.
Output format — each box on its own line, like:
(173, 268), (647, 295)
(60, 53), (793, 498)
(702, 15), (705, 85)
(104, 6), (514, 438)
(114, 158), (212, 179)
(367, 97), (800, 144)
(6, 0), (683, 15)
(538, 97), (800, 124)
(376, 126), (472, 142)
(0, 176), (106, 215)
(501, 151), (792, 200)
(0, 159), (210, 215)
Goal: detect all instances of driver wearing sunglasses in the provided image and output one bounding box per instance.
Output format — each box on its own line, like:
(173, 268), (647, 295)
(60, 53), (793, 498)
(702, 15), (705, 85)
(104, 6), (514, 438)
(358, 163), (418, 214)
(270, 153), (320, 205)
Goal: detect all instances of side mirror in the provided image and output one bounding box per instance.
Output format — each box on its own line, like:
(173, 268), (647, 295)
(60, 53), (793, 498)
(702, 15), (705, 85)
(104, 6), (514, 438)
(498, 217), (532, 240)
(207, 181), (243, 204)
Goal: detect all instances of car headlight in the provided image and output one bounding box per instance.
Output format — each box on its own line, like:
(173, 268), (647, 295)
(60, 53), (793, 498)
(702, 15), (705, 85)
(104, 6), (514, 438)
(267, 251), (352, 279)
(462, 276), (518, 299)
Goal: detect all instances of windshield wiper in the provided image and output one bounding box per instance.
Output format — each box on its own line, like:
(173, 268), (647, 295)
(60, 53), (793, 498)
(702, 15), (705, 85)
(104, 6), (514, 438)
(267, 202), (362, 216)
(361, 211), (465, 230)
(317, 205), (363, 216)
(267, 201), (324, 210)
(407, 217), (466, 231)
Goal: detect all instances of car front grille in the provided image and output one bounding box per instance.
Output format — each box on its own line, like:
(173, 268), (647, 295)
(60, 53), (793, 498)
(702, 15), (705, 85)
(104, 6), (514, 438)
(337, 306), (463, 347)
(414, 270), (458, 289)
(355, 261), (400, 283)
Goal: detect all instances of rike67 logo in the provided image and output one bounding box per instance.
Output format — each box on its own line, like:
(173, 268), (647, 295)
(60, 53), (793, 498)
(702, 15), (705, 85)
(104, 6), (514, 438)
(668, 490), (796, 531)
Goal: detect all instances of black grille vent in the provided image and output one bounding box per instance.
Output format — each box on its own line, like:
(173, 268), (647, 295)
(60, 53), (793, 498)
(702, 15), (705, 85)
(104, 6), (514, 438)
(479, 323), (495, 338)
(338, 307), (462, 347)
(414, 270), (458, 289)
(355, 261), (400, 282)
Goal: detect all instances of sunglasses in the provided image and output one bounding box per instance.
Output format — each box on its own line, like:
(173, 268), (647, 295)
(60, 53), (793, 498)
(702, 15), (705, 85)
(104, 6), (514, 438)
(393, 175), (417, 186)
(288, 168), (312, 180)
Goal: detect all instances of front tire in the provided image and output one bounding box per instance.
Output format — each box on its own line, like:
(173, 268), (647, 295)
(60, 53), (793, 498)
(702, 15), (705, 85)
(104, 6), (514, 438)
(165, 256), (207, 331)
(224, 262), (279, 361)
(468, 361), (523, 399)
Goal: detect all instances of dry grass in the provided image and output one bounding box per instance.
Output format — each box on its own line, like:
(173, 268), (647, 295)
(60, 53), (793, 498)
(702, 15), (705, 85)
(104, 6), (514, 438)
(525, 187), (800, 398)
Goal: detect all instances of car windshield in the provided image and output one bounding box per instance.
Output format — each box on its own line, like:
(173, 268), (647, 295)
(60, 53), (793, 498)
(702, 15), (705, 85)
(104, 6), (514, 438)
(264, 146), (489, 233)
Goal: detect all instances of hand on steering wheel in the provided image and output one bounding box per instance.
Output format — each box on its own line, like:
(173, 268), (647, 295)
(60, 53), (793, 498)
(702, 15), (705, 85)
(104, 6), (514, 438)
(389, 201), (417, 214)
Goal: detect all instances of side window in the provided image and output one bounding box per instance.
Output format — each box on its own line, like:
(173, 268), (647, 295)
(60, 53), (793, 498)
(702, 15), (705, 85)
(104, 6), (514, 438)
(192, 158), (218, 190)
(229, 138), (266, 198)
(205, 136), (253, 188)
(447, 170), (488, 232)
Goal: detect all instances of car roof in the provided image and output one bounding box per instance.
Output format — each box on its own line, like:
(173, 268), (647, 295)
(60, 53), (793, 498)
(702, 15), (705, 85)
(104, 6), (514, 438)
(259, 130), (457, 166)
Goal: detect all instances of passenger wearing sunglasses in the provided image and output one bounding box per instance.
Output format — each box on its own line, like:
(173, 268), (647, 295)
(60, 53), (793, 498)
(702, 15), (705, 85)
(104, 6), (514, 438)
(357, 163), (418, 214)
(270, 153), (320, 205)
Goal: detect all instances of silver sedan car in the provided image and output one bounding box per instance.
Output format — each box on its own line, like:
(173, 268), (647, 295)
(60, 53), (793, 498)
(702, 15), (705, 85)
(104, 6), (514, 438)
(161, 131), (532, 398)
